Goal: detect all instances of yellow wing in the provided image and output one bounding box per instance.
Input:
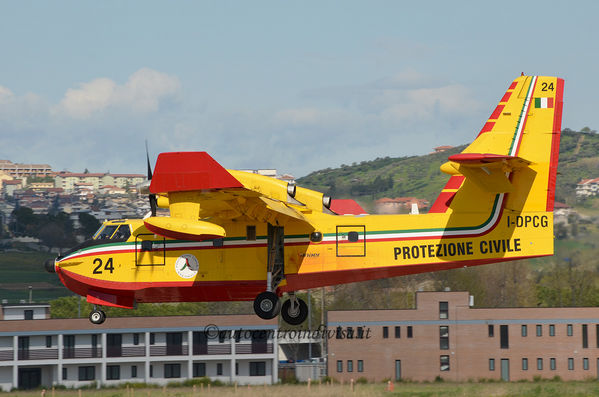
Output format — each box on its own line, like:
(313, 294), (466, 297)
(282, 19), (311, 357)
(143, 152), (328, 240)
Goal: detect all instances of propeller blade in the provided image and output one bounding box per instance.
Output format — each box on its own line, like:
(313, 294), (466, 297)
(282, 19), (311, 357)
(145, 140), (153, 181)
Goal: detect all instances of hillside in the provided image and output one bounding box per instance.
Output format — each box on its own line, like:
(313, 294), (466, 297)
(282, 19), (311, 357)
(297, 129), (599, 210)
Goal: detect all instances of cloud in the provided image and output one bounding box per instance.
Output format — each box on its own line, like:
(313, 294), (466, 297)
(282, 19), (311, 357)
(55, 68), (181, 119)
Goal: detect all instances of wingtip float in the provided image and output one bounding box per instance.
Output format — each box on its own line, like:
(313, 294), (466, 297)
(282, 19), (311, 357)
(49, 75), (564, 325)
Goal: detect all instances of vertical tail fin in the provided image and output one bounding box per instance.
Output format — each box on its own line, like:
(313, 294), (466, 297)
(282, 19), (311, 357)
(430, 75), (564, 215)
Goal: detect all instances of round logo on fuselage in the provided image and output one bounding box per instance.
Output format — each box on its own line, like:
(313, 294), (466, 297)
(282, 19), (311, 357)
(174, 254), (199, 279)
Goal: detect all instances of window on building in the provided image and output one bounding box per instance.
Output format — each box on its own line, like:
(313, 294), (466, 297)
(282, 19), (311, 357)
(166, 332), (183, 356)
(218, 331), (226, 344)
(583, 324), (588, 348)
(165, 363), (181, 378)
(18, 336), (29, 359)
(106, 365), (120, 380)
(596, 325), (599, 348)
(357, 327), (364, 339)
(439, 301), (449, 319)
(46, 335), (52, 348)
(395, 326), (401, 338)
(347, 327), (354, 339)
(407, 326), (413, 338)
(347, 360), (353, 372)
(500, 325), (509, 349)
(568, 358), (574, 371)
(150, 333), (155, 345)
(549, 324), (555, 336)
(583, 358), (589, 370)
(537, 358), (543, 370)
(62, 368), (67, 380)
(567, 324), (573, 336)
(489, 358), (495, 371)
(236, 362), (239, 375)
(337, 360), (343, 373)
(550, 358), (556, 370)
(488, 324), (494, 337)
(217, 363), (223, 376)
(357, 360), (364, 372)
(193, 363), (206, 377)
(250, 361), (266, 376)
(521, 325), (527, 337)
(440, 355), (450, 371)
(336, 327), (343, 339)
(133, 333), (139, 345)
(522, 358), (528, 371)
(383, 326), (389, 339)
(150, 365), (153, 378)
(440, 326), (449, 350)
(24, 310), (33, 320)
(92, 334), (98, 347)
(78, 366), (95, 381)
(131, 365), (137, 378)
(107, 333), (122, 357)
(536, 325), (542, 337)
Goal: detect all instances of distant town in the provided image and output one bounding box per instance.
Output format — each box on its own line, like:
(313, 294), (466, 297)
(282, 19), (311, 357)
(0, 159), (296, 247)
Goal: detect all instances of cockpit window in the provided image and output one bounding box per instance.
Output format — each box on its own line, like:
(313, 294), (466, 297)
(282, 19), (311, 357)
(113, 225), (131, 240)
(94, 225), (118, 240)
(93, 223), (132, 240)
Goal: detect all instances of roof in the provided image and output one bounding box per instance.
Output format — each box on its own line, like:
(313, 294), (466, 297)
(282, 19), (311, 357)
(330, 199), (368, 215)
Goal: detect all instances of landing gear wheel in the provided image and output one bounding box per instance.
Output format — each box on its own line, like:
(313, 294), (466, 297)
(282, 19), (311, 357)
(89, 309), (106, 325)
(254, 291), (281, 320)
(281, 298), (308, 325)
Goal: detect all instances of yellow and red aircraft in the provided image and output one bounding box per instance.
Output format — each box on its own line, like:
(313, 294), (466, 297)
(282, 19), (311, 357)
(46, 75), (563, 325)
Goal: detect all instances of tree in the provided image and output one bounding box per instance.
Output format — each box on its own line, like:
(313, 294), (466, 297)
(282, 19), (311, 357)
(78, 212), (101, 239)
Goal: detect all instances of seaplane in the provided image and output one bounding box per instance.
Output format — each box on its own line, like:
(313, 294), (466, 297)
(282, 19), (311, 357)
(46, 75), (563, 325)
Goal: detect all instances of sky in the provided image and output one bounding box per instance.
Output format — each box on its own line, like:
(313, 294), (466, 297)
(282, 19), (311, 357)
(0, 1), (597, 177)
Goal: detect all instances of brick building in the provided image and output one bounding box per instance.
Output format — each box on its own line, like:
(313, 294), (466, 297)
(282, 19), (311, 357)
(328, 291), (599, 382)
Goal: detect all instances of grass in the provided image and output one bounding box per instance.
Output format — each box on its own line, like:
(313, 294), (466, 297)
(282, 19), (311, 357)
(0, 251), (69, 302)
(7, 381), (599, 397)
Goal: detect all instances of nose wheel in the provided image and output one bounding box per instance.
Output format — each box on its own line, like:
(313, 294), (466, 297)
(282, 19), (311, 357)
(89, 307), (106, 325)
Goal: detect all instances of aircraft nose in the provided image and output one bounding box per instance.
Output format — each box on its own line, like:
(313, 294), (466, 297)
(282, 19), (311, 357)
(44, 259), (56, 273)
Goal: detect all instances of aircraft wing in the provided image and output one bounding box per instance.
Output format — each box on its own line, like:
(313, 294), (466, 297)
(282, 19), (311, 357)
(144, 152), (320, 240)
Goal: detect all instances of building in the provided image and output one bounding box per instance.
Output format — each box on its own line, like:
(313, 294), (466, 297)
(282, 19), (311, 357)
(0, 314), (278, 390)
(328, 291), (599, 382)
(576, 178), (599, 197)
(0, 161), (52, 178)
(374, 197), (429, 214)
(54, 173), (145, 193)
(0, 304), (50, 321)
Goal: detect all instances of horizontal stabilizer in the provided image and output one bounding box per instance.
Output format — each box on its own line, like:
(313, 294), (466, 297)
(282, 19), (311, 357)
(447, 153), (531, 167)
(144, 216), (226, 241)
(440, 153), (531, 193)
(150, 152), (243, 194)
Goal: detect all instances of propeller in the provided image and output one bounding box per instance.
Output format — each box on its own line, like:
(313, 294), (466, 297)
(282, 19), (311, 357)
(146, 141), (158, 217)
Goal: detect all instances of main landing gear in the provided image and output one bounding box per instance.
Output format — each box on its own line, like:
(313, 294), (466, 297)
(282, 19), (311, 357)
(253, 292), (308, 325)
(89, 305), (106, 325)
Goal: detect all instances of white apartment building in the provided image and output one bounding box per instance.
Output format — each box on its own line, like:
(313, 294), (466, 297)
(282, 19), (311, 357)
(0, 315), (278, 390)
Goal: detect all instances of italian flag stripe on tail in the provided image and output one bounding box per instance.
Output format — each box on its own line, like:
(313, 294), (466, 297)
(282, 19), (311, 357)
(535, 97), (554, 108)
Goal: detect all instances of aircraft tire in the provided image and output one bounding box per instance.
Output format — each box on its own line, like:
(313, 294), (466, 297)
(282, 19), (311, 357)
(254, 291), (280, 320)
(89, 309), (106, 325)
(281, 298), (308, 325)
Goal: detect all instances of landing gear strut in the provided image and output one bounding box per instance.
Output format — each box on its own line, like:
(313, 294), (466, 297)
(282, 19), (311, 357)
(89, 305), (106, 325)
